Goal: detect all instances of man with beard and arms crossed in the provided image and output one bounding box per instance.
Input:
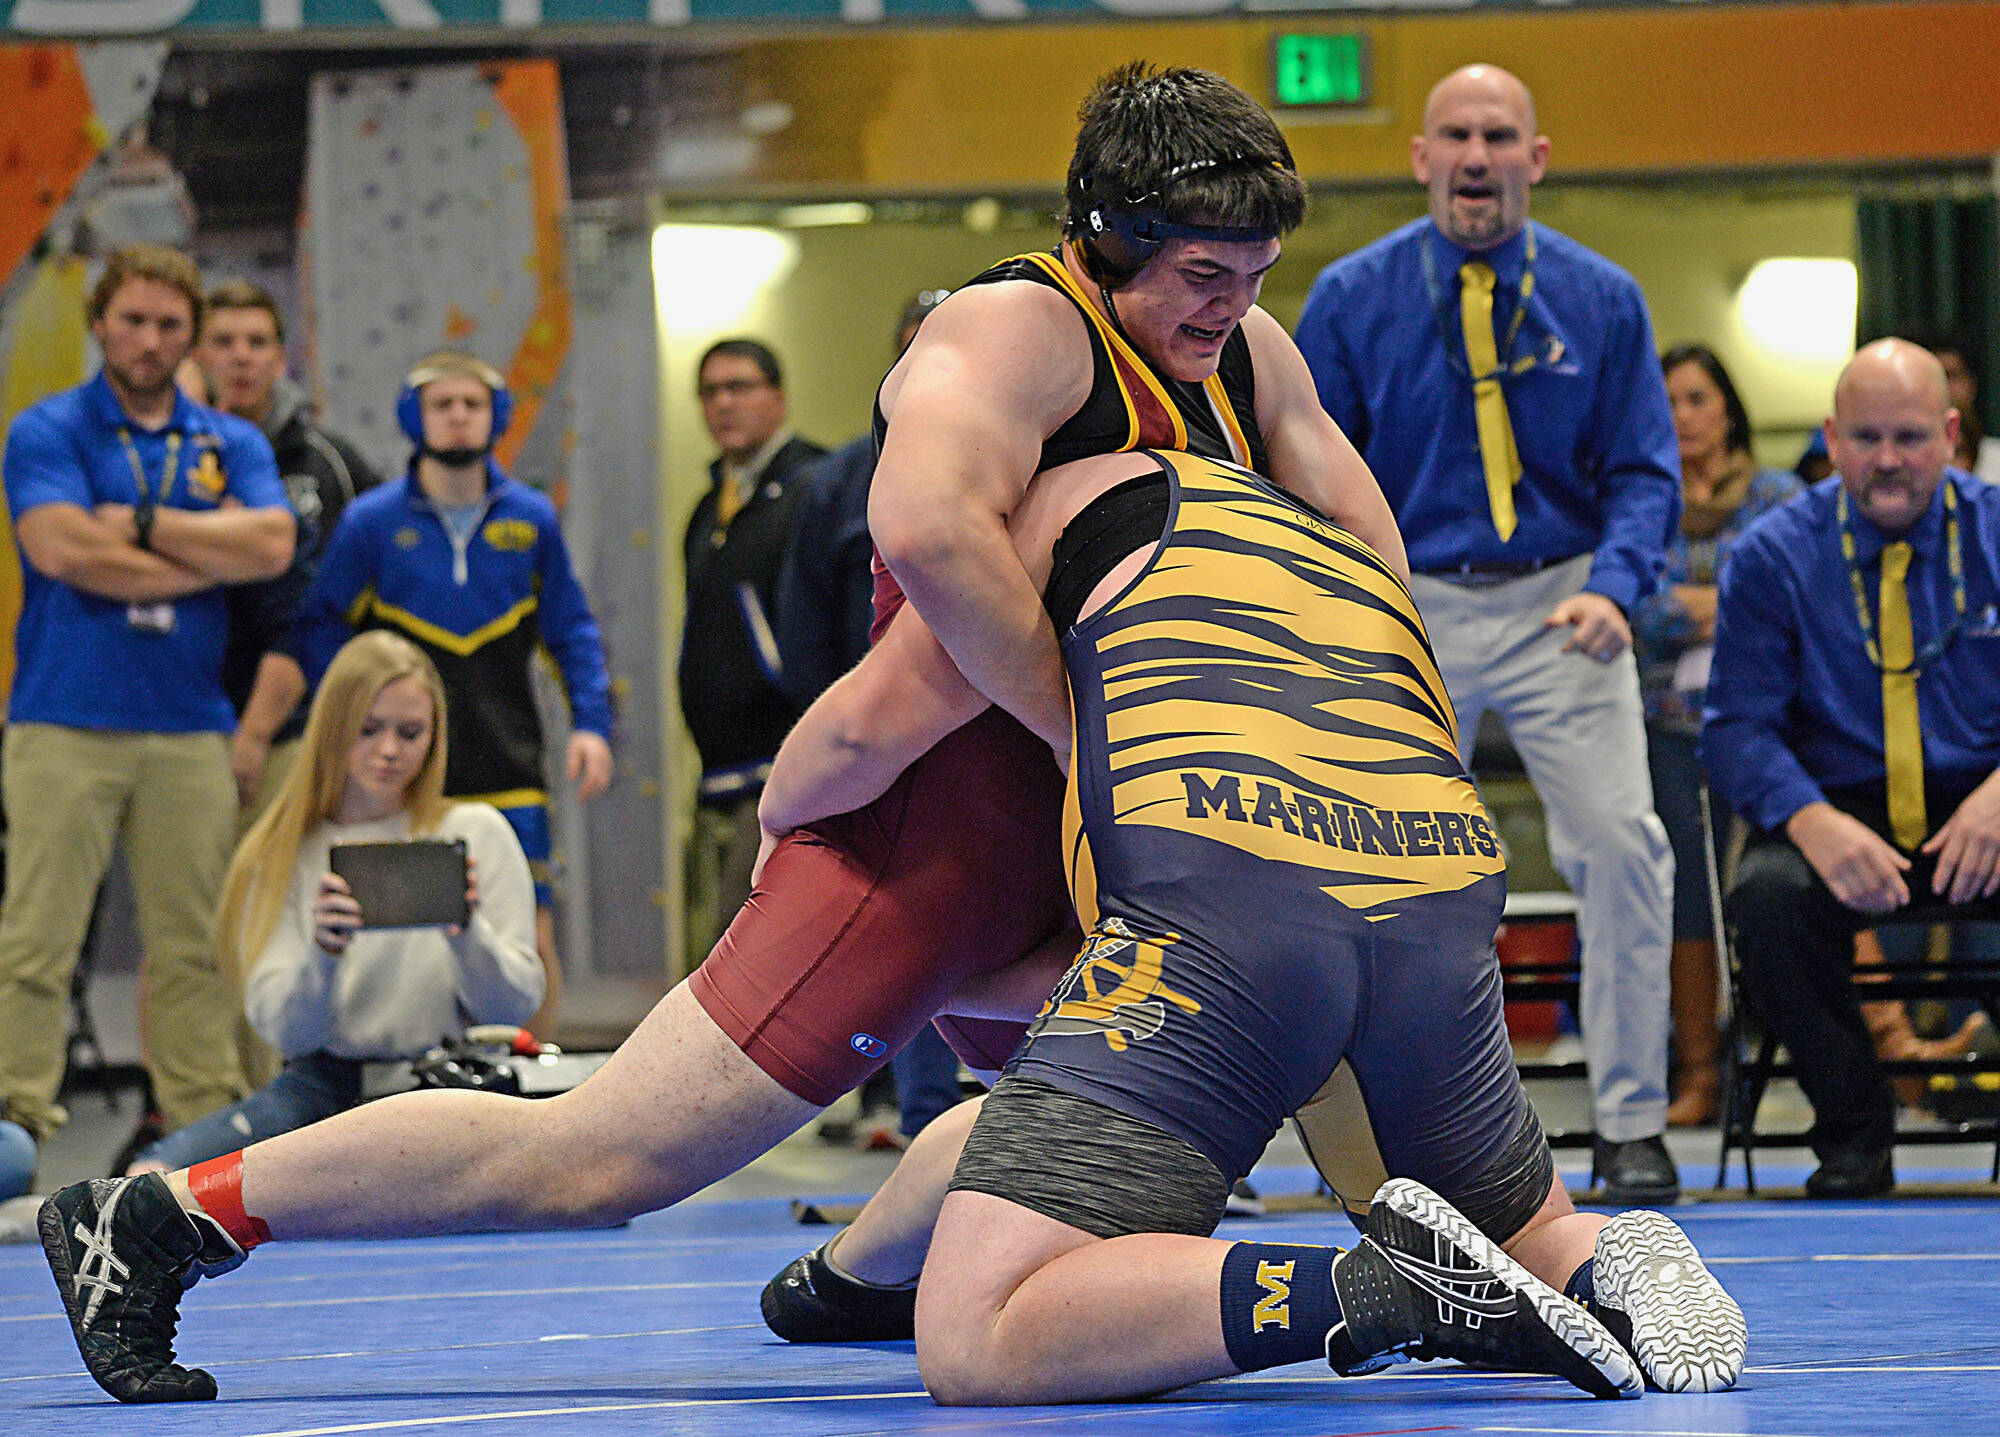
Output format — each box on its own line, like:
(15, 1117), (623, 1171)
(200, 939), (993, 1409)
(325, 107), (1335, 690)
(0, 245), (292, 1179)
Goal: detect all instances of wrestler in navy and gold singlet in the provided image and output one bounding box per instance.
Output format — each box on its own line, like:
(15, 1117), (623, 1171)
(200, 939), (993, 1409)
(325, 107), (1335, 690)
(956, 450), (1546, 1237)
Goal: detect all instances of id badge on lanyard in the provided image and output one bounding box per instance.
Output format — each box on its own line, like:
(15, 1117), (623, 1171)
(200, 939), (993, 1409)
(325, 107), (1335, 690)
(119, 426), (180, 635)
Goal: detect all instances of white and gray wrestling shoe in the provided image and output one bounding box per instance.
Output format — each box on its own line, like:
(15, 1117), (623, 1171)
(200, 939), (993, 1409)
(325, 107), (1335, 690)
(1592, 1208), (1747, 1392)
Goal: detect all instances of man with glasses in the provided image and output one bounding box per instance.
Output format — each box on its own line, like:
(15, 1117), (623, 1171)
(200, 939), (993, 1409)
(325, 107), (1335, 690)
(681, 339), (827, 966)
(1706, 338), (2000, 1197)
(1294, 63), (1681, 1203)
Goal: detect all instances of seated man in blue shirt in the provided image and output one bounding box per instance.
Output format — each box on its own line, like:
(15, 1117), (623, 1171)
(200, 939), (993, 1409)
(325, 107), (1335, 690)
(1704, 337), (2000, 1198)
(1294, 64), (1681, 1203)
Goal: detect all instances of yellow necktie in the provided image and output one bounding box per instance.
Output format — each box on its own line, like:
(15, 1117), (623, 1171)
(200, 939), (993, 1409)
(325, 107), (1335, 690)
(1459, 260), (1522, 542)
(1878, 540), (1927, 850)
(714, 473), (745, 529)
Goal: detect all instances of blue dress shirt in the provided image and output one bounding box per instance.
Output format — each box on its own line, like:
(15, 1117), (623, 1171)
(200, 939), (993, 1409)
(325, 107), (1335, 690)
(1295, 219), (1681, 612)
(1702, 470), (2000, 832)
(3, 372), (287, 733)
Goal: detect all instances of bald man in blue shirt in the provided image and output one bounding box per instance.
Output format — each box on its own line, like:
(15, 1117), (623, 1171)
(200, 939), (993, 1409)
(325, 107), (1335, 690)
(1295, 64), (1680, 1203)
(1704, 338), (2000, 1198)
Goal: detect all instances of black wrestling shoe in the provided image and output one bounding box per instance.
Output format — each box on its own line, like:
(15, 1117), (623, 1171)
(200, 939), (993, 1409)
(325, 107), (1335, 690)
(761, 1242), (917, 1343)
(1326, 1178), (1642, 1399)
(1591, 1209), (1746, 1392)
(39, 1175), (242, 1403)
(1223, 1179), (1265, 1218)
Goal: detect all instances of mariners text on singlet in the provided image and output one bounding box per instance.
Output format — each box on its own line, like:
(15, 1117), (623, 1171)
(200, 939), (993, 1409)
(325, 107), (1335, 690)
(868, 248), (1267, 639)
(1061, 450), (1507, 932)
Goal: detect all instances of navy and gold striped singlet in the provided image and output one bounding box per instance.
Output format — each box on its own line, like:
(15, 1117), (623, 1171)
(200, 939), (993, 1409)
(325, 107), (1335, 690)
(1062, 449), (1506, 937)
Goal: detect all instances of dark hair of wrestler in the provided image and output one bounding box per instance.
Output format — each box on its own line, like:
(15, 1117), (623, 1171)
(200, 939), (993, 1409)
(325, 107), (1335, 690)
(1064, 62), (1307, 238)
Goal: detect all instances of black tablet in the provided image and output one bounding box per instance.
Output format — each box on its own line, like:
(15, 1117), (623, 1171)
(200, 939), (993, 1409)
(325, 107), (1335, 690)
(329, 838), (471, 930)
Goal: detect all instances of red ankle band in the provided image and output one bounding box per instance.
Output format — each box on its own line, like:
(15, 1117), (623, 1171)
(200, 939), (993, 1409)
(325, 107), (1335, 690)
(187, 1153), (272, 1250)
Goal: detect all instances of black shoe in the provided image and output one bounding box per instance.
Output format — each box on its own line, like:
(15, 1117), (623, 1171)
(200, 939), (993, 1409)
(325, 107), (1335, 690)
(761, 1242), (917, 1343)
(1805, 1148), (1893, 1198)
(38, 1175), (243, 1402)
(1223, 1178), (1265, 1218)
(1326, 1178), (1641, 1398)
(1593, 1135), (1681, 1205)
(1591, 1209), (1747, 1391)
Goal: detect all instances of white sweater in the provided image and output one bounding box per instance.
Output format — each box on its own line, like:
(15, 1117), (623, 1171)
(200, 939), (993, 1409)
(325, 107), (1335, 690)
(243, 803), (545, 1060)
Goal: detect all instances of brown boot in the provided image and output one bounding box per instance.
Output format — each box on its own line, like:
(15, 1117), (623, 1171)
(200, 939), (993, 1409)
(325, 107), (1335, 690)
(1851, 929), (1982, 1110)
(1667, 937), (1721, 1127)
(1863, 993), (1985, 1110)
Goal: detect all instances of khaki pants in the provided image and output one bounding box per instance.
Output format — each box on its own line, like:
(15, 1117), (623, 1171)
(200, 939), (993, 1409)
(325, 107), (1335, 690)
(0, 724), (245, 1139)
(1410, 556), (1674, 1141)
(681, 794), (762, 978)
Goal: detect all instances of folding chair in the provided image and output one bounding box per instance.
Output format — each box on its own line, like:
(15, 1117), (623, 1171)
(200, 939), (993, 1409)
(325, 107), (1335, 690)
(1704, 788), (2000, 1191)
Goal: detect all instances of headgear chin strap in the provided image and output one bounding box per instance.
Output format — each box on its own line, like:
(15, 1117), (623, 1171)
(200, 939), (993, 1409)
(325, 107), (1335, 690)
(396, 353), (514, 456)
(1067, 154), (1288, 288)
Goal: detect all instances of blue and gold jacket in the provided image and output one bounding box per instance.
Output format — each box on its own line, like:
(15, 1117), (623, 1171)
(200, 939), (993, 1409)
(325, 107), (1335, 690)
(297, 463), (612, 805)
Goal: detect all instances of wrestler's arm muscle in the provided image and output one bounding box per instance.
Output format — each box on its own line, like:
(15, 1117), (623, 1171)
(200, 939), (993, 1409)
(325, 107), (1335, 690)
(868, 284), (1091, 756)
(1242, 308), (1410, 585)
(758, 606), (990, 836)
(759, 445), (1139, 836)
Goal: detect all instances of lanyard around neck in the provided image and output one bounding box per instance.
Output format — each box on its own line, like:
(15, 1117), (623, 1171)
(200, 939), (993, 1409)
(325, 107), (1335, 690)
(1423, 223), (1537, 383)
(116, 426), (181, 506)
(1838, 478), (1965, 674)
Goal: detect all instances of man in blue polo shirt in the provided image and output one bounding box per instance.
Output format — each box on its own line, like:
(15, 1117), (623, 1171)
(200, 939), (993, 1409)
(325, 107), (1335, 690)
(1295, 63), (1681, 1202)
(1705, 338), (2000, 1198)
(0, 244), (294, 1165)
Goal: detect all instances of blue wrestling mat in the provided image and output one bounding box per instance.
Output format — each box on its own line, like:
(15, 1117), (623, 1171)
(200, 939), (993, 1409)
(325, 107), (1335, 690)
(4, 1161), (1997, 1436)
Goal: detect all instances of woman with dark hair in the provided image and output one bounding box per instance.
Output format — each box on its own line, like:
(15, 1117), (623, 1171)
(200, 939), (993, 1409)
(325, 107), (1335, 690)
(1634, 344), (1801, 1126)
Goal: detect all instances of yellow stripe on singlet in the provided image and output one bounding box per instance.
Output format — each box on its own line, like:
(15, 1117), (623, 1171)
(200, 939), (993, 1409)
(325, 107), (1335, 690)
(1064, 759), (1100, 931)
(1013, 251), (1188, 453)
(1078, 451), (1501, 911)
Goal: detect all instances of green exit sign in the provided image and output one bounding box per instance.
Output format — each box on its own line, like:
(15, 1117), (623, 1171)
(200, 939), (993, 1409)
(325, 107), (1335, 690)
(1272, 33), (1370, 109)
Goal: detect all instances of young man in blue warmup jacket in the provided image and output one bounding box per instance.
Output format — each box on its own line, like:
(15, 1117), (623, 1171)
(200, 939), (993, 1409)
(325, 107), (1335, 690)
(297, 352), (613, 1033)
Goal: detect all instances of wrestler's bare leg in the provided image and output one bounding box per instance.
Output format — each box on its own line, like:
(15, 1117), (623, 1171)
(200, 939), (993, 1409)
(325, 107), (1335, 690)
(831, 1108), (1602, 1295)
(1503, 1171), (1606, 1285)
(831, 1096), (985, 1284)
(915, 1166), (1645, 1407)
(163, 983), (821, 1237)
(829, 928), (1077, 1285)
(917, 1191), (1235, 1405)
